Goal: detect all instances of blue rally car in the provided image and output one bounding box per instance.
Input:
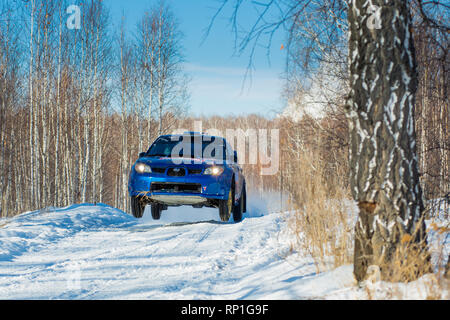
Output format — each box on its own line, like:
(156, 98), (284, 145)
(128, 132), (246, 222)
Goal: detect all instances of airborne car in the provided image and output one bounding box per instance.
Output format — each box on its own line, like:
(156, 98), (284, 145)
(128, 132), (246, 222)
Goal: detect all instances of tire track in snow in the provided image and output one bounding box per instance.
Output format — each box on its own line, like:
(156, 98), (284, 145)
(196, 225), (219, 243)
(204, 215), (284, 298)
(209, 223), (246, 275)
(67, 221), (224, 299)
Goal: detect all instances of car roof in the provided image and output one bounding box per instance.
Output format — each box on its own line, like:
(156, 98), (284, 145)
(158, 132), (227, 142)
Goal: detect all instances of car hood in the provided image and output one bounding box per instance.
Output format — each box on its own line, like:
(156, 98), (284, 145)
(136, 157), (223, 167)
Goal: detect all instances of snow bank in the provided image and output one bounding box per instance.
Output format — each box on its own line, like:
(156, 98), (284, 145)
(0, 204), (134, 261)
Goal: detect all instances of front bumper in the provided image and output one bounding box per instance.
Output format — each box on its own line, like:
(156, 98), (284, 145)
(128, 171), (230, 202)
(149, 194), (208, 205)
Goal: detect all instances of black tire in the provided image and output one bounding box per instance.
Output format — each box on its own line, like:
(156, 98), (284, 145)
(233, 184), (246, 223)
(219, 188), (233, 222)
(151, 203), (162, 220)
(131, 196), (145, 218)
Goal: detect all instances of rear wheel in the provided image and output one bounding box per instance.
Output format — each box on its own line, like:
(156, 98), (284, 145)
(219, 188), (233, 222)
(131, 196), (145, 218)
(151, 203), (162, 220)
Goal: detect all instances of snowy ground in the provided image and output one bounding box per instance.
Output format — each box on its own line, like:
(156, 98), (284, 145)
(0, 196), (448, 300)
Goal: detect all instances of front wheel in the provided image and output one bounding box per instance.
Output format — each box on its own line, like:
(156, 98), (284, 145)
(151, 203), (162, 220)
(218, 189), (233, 222)
(131, 196), (145, 218)
(233, 184), (246, 223)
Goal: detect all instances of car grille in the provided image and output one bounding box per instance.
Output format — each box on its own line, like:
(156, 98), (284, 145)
(167, 167), (186, 177)
(151, 182), (201, 193)
(151, 167), (166, 174)
(150, 166), (202, 175)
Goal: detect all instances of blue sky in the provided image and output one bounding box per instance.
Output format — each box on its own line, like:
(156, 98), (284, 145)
(106, 0), (287, 117)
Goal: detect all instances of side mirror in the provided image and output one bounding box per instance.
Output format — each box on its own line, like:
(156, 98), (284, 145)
(139, 152), (146, 158)
(233, 151), (238, 163)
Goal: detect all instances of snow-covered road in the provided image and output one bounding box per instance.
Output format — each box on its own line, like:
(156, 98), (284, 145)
(0, 202), (356, 299)
(1, 200), (446, 299)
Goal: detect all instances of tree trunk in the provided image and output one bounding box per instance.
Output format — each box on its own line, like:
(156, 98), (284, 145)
(346, 0), (430, 282)
(28, 0), (36, 209)
(54, 5), (63, 207)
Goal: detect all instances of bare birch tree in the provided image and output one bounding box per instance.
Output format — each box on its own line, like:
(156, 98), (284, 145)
(151, 1), (188, 135)
(346, 0), (430, 281)
(0, 1), (22, 217)
(118, 17), (132, 211)
(136, 11), (157, 147)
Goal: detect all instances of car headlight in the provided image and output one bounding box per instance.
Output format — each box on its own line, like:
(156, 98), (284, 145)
(135, 162), (152, 173)
(203, 166), (224, 176)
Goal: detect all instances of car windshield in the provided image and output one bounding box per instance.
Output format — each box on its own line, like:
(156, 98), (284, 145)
(146, 136), (226, 160)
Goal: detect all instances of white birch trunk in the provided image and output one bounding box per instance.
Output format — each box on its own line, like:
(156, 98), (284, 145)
(347, 0), (429, 282)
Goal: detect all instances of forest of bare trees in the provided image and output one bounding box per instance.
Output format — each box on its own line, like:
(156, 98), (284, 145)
(0, 0), (189, 217)
(1, 0), (447, 225)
